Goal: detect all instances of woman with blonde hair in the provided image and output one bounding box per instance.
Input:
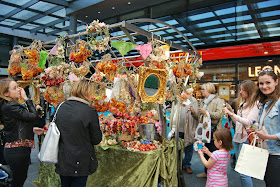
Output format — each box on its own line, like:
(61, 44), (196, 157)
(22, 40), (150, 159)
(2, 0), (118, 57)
(223, 80), (258, 187)
(190, 82), (224, 178)
(0, 78), (38, 187)
(54, 79), (102, 187)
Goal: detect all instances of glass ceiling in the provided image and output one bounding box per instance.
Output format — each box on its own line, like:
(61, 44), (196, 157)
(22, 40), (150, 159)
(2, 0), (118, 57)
(0, 0), (279, 51)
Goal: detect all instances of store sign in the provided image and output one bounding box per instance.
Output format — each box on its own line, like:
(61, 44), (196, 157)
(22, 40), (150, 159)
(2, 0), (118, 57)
(198, 41), (280, 61)
(248, 65), (280, 77)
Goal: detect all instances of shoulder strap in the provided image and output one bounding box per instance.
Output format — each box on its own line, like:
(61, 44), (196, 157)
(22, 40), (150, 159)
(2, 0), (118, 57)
(51, 102), (64, 123)
(261, 99), (277, 126)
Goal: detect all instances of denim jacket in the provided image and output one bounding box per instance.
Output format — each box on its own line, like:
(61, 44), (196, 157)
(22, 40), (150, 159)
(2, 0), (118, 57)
(258, 98), (280, 154)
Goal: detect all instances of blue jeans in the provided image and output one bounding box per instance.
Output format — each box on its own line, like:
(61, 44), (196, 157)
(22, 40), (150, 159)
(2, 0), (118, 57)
(235, 142), (253, 187)
(179, 132), (194, 169)
(60, 175), (88, 187)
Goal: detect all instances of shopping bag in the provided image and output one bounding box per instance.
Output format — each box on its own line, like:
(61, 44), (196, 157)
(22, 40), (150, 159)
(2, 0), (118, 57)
(38, 102), (64, 164)
(235, 135), (269, 180)
(194, 111), (211, 143)
(38, 121), (60, 164)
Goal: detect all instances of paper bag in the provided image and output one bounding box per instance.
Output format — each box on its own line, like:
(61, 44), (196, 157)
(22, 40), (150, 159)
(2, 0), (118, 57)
(235, 142), (269, 180)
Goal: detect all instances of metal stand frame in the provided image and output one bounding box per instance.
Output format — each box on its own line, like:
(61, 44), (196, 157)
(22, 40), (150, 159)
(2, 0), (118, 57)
(44, 18), (200, 187)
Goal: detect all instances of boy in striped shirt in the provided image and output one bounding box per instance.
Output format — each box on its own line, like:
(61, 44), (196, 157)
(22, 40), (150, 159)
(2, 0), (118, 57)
(198, 129), (233, 187)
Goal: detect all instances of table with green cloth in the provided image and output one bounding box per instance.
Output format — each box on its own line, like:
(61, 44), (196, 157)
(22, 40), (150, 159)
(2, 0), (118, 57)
(34, 139), (184, 187)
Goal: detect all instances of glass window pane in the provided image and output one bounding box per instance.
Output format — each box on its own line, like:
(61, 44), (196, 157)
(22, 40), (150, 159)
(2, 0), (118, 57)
(260, 10), (280, 18)
(33, 16), (57, 24)
(12, 10), (37, 20)
(204, 27), (227, 33)
(52, 9), (66, 17)
(256, 0), (280, 9)
(0, 4), (16, 15)
(29, 2), (56, 12)
(188, 12), (215, 21)
(197, 20), (221, 27)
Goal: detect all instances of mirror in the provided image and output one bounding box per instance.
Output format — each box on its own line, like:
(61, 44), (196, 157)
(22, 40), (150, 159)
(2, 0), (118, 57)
(17, 80), (40, 104)
(144, 74), (159, 96)
(138, 67), (168, 104)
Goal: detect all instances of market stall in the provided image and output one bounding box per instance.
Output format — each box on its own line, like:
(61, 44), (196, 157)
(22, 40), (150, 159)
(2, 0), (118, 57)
(8, 18), (202, 187)
(34, 139), (184, 187)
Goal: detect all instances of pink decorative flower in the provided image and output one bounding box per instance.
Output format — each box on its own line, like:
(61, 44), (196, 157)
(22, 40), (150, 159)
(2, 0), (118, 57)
(99, 22), (106, 27)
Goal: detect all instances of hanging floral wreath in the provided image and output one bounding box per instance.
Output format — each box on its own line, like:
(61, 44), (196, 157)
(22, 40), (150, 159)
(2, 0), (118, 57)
(8, 46), (23, 76)
(69, 39), (91, 64)
(86, 19), (110, 53)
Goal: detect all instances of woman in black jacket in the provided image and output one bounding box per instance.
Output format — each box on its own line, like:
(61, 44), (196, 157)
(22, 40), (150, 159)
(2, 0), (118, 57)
(55, 79), (102, 187)
(0, 78), (38, 187)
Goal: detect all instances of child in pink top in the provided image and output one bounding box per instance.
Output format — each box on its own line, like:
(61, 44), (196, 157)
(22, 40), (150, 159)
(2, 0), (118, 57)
(198, 129), (233, 187)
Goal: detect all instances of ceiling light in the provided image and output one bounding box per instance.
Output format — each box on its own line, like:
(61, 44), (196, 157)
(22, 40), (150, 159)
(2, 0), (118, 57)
(128, 2), (131, 4)
(98, 11), (101, 14)
(264, 51), (268, 54)
(112, 7), (115, 9)
(268, 59), (273, 62)
(85, 15), (88, 18)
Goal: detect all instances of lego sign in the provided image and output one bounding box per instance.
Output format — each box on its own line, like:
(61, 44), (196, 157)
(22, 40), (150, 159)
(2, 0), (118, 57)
(248, 65), (280, 77)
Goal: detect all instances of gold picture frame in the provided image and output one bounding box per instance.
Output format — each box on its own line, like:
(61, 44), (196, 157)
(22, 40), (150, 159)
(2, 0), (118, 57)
(17, 80), (40, 104)
(138, 67), (168, 104)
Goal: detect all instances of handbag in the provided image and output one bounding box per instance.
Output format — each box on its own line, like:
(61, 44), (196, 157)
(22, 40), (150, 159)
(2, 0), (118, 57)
(38, 102), (64, 165)
(235, 133), (269, 180)
(194, 111), (211, 143)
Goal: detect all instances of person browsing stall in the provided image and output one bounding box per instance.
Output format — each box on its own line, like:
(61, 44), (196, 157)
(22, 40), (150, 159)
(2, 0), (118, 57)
(0, 78), (39, 187)
(198, 128), (233, 187)
(190, 83), (224, 178)
(223, 80), (258, 187)
(54, 79), (102, 187)
(179, 96), (198, 174)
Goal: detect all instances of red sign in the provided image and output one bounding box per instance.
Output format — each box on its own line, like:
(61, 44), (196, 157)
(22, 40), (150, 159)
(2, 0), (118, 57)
(197, 41), (280, 61)
(99, 41), (280, 66)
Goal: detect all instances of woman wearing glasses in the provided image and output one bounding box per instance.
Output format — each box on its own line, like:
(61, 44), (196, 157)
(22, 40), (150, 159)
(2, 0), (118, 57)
(253, 69), (280, 186)
(190, 83), (224, 178)
(223, 80), (259, 187)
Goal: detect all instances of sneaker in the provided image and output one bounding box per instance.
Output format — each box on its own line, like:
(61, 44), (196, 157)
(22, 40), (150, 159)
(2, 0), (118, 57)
(185, 167), (193, 174)
(196, 172), (207, 178)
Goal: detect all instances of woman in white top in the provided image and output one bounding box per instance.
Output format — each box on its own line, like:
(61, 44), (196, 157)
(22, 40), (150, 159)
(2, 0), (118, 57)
(223, 80), (259, 187)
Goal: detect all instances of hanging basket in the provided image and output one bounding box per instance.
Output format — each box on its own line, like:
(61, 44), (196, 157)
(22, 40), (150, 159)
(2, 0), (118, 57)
(118, 132), (134, 142)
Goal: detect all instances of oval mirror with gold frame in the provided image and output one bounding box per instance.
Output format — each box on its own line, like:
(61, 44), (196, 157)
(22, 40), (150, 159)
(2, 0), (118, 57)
(138, 67), (168, 104)
(17, 80), (40, 104)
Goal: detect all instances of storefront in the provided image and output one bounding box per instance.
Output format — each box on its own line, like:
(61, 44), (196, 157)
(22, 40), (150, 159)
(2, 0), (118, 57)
(190, 41), (280, 102)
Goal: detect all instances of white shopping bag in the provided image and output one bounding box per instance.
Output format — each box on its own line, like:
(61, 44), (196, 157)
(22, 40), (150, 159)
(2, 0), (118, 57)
(235, 136), (269, 180)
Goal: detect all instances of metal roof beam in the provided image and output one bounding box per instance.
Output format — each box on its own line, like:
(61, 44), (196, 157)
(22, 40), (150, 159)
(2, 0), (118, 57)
(39, 0), (69, 7)
(0, 25), (56, 41)
(172, 15), (209, 45)
(246, 2), (264, 38)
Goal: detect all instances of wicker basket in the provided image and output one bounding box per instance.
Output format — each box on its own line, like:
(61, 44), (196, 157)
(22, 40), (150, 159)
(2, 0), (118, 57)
(118, 132), (134, 141)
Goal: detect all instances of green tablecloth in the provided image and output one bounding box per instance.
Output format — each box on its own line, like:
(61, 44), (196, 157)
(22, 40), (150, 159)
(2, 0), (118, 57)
(34, 139), (184, 187)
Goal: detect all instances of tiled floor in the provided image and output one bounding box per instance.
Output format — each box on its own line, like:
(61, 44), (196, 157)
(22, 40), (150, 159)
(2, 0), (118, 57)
(24, 137), (266, 187)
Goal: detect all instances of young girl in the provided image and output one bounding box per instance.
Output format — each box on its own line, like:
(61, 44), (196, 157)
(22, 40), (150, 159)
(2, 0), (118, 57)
(198, 128), (233, 187)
